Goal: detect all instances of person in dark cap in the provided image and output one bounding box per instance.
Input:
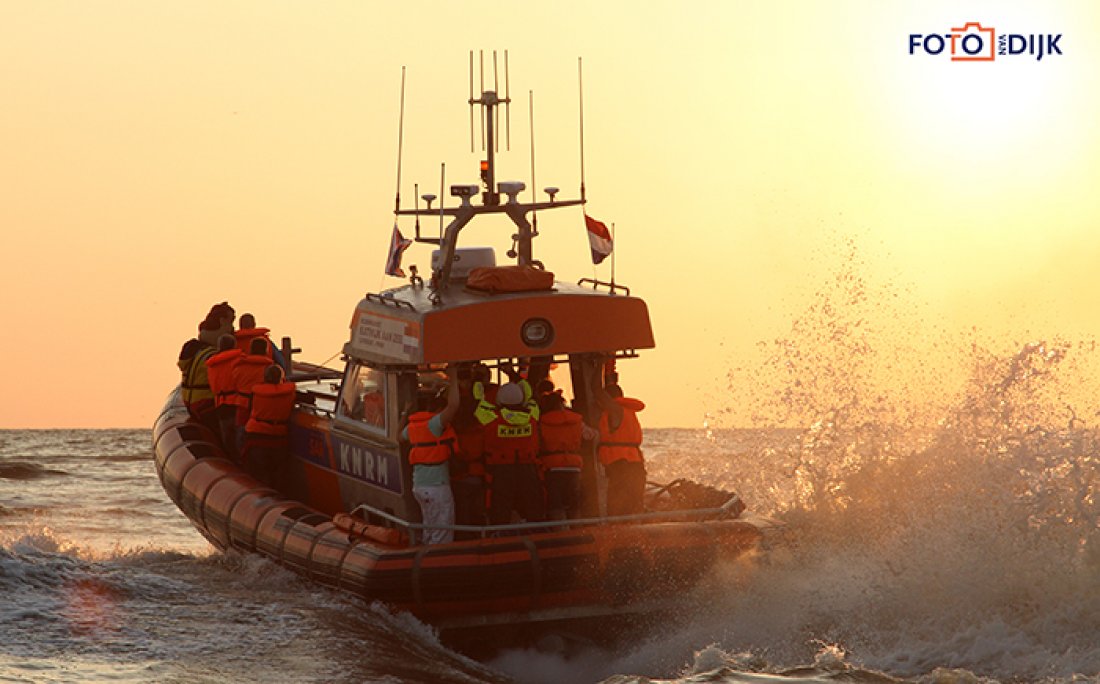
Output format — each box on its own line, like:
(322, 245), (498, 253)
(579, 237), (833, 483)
(475, 363), (545, 526)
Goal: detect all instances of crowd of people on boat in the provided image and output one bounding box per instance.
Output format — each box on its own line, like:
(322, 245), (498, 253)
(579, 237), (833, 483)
(177, 302), (296, 487)
(404, 359), (647, 545)
(177, 302), (648, 546)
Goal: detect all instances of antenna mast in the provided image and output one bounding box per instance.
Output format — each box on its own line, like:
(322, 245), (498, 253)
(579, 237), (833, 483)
(394, 54), (587, 294)
(470, 49), (510, 207)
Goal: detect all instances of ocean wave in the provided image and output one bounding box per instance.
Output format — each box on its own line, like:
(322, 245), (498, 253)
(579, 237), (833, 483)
(0, 461), (66, 480)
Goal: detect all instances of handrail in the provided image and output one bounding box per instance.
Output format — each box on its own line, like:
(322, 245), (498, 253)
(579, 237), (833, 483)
(365, 292), (416, 311)
(577, 277), (630, 296)
(349, 493), (745, 545)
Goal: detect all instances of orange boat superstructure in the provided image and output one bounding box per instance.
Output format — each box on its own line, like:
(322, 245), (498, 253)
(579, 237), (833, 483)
(153, 55), (763, 634)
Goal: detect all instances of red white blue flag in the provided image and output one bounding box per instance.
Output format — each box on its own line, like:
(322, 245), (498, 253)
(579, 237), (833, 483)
(385, 223), (413, 277)
(584, 214), (612, 265)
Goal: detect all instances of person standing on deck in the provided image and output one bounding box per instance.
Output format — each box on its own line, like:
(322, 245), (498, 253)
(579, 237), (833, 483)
(204, 334), (243, 459)
(595, 372), (647, 516)
(178, 302), (235, 437)
(402, 366), (461, 545)
(231, 337), (273, 458)
(538, 390), (595, 521)
(477, 365), (545, 526)
(450, 364), (488, 533)
(234, 313), (286, 369)
(242, 364), (297, 488)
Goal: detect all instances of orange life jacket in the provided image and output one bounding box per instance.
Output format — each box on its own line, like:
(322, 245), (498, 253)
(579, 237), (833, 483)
(483, 410), (539, 466)
(539, 409), (584, 470)
(235, 327), (274, 357)
(232, 354), (273, 423)
(407, 411), (457, 466)
(453, 423), (486, 478)
(245, 381), (297, 436)
(598, 397), (645, 465)
(205, 349), (243, 407)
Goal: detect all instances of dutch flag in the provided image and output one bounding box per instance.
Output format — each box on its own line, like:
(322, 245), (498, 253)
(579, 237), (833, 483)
(585, 214), (613, 265)
(385, 223), (413, 277)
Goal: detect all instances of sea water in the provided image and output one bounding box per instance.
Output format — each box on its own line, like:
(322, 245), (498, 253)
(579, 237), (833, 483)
(2, 397), (1098, 683)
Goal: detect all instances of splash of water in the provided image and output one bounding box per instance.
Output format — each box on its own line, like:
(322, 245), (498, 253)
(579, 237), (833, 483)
(677, 237), (1100, 681)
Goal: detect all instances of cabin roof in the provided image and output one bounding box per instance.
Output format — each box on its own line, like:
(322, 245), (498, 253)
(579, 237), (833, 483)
(346, 280), (654, 365)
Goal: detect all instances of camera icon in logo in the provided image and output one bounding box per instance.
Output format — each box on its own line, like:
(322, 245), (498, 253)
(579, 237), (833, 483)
(950, 22), (996, 61)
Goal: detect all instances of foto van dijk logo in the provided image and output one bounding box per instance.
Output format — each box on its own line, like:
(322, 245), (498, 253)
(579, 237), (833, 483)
(909, 22), (1063, 62)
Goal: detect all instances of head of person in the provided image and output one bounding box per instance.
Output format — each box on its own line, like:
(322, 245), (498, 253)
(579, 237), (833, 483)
(542, 389), (565, 412)
(496, 382), (525, 409)
(198, 302), (235, 339)
(208, 302), (235, 327)
(263, 364), (284, 384)
(239, 313), (256, 330)
(217, 334), (237, 352)
(250, 337), (268, 355)
(471, 363), (491, 384)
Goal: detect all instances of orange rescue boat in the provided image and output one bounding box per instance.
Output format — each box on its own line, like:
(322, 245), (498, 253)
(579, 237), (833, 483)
(153, 55), (764, 643)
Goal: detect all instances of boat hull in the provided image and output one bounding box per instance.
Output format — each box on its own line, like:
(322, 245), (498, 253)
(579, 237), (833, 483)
(153, 390), (762, 631)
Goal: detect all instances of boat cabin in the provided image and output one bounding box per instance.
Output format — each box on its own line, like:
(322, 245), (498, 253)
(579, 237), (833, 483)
(289, 245), (655, 533)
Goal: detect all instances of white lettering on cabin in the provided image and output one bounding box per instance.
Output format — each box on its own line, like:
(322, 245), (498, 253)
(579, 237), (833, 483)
(337, 442), (389, 487)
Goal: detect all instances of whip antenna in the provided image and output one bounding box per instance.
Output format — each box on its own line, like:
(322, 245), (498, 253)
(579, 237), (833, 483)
(413, 182), (421, 239)
(493, 51), (500, 154)
(468, 51), (475, 153)
(479, 51), (485, 151)
(578, 56), (586, 203)
(529, 89), (538, 235)
(438, 162), (445, 241)
(395, 65), (407, 214)
(504, 50), (511, 151)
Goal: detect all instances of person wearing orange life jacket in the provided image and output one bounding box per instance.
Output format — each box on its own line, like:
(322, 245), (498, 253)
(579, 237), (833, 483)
(449, 363), (488, 532)
(204, 334), (243, 459)
(401, 366), (461, 545)
(596, 376), (647, 517)
(538, 390), (597, 521)
(178, 302), (235, 438)
(231, 337), (273, 457)
(476, 364), (545, 525)
(234, 312), (286, 369)
(242, 364), (297, 488)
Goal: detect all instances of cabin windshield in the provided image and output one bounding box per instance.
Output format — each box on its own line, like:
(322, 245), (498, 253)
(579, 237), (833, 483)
(339, 361), (387, 433)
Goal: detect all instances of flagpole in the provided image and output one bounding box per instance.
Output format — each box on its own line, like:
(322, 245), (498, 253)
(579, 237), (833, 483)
(610, 222), (616, 288)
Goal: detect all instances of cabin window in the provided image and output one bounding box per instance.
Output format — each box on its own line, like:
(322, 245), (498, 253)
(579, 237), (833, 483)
(339, 362), (387, 433)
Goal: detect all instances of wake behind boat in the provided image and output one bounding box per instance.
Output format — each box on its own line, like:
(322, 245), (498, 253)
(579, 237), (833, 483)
(153, 54), (767, 648)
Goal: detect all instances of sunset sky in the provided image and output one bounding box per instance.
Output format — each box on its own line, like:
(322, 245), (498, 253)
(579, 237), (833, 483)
(3, 1), (1098, 428)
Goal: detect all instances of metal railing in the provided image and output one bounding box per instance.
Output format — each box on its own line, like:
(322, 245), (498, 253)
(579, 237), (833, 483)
(349, 492), (745, 546)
